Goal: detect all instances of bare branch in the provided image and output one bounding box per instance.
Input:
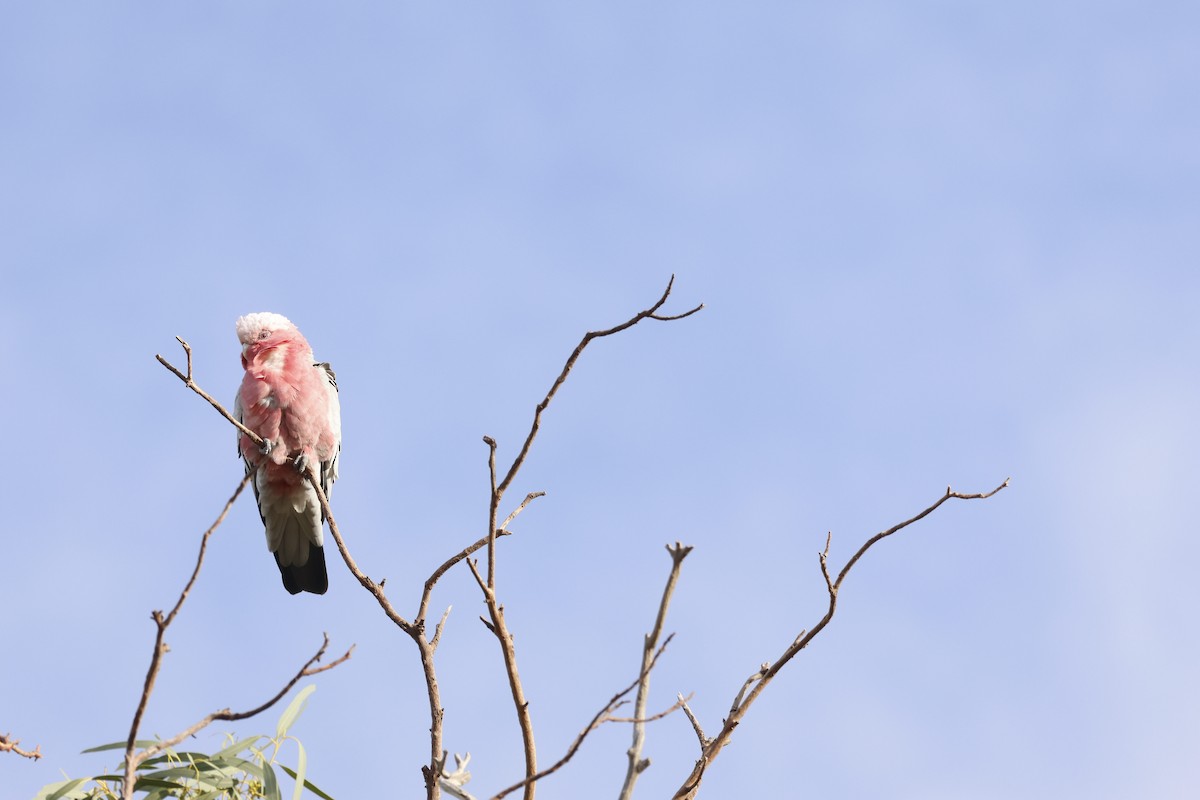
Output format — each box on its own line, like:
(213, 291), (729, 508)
(414, 487), (544, 625)
(835, 479), (1011, 589)
(500, 491), (546, 531)
(116, 467), (351, 798)
(304, 471), (447, 800)
(730, 664), (768, 717)
(0, 733), (42, 760)
(156, 338), (262, 446)
(430, 606), (453, 651)
(418, 530), (510, 624)
(477, 279), (701, 799)
(122, 473), (252, 797)
(484, 436), (499, 591)
(619, 542), (693, 800)
(671, 478), (1011, 799)
(605, 692), (693, 724)
(495, 275), (702, 499)
(304, 468), (418, 635)
(490, 634), (677, 800)
(125, 634), (351, 792)
(819, 531), (834, 597)
(678, 694), (711, 750)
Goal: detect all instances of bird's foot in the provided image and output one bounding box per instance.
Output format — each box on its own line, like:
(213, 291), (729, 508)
(259, 438), (274, 457)
(292, 452), (309, 474)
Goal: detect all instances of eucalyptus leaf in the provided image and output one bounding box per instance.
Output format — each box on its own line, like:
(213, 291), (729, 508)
(291, 739), (309, 800)
(213, 735), (263, 760)
(263, 761), (283, 800)
(276, 684), (317, 739)
(82, 739), (160, 753)
(279, 764), (337, 800)
(32, 778), (89, 800)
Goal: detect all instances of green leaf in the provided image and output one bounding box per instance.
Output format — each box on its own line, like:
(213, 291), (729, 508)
(32, 778), (90, 800)
(138, 750), (211, 768)
(141, 766), (232, 790)
(213, 735), (263, 760)
(133, 777), (192, 790)
(276, 684), (317, 739)
(291, 739), (309, 800)
(263, 761), (283, 800)
(279, 765), (337, 800)
(82, 739), (160, 753)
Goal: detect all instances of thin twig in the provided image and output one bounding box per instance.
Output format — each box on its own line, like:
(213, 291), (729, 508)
(126, 634), (351, 786)
(0, 733), (42, 760)
(431, 606), (453, 651)
(304, 471), (447, 800)
(605, 692), (693, 724)
(678, 695), (711, 750)
(418, 531), (510, 624)
(122, 473), (252, 797)
(495, 275), (702, 498)
(500, 492), (547, 530)
(490, 634), (678, 800)
(156, 338), (262, 446)
(118, 468), (351, 799)
(484, 437), (499, 591)
(480, 278), (701, 800)
(729, 664), (768, 717)
(670, 478), (1011, 799)
(618, 542), (693, 800)
(304, 467), (418, 635)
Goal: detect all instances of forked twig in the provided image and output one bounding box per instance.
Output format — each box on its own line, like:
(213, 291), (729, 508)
(670, 479), (1010, 799)
(478, 277), (702, 800)
(619, 542), (693, 800)
(157, 338), (262, 445)
(490, 635), (679, 800)
(119, 470), (352, 799)
(0, 733), (42, 760)
(495, 275), (702, 498)
(122, 472), (252, 794)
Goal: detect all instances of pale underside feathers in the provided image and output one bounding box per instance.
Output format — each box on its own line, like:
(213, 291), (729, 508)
(234, 313), (341, 595)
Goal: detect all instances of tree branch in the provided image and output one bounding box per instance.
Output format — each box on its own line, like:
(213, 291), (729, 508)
(618, 542), (693, 800)
(671, 478), (1011, 799)
(118, 469), (351, 799)
(490, 634), (678, 800)
(0, 732), (42, 760)
(156, 338), (263, 446)
(495, 275), (702, 499)
(124, 633), (351, 796)
(478, 278), (701, 800)
(122, 472), (252, 796)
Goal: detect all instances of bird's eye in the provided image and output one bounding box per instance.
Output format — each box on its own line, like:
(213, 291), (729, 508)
(259, 330), (271, 339)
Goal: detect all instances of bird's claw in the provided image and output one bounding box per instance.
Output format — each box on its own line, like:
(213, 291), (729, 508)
(293, 452), (309, 474)
(259, 438), (274, 457)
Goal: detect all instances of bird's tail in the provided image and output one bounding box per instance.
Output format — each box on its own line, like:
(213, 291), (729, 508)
(276, 545), (329, 595)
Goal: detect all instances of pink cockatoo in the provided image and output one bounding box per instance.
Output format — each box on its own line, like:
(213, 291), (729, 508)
(234, 312), (341, 595)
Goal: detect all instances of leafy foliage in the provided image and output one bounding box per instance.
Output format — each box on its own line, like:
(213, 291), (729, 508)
(35, 687), (332, 800)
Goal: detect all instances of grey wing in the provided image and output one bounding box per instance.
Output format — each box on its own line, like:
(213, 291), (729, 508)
(315, 361), (341, 508)
(234, 387), (266, 524)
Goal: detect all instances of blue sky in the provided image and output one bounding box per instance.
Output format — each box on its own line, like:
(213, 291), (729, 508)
(3, 2), (1198, 798)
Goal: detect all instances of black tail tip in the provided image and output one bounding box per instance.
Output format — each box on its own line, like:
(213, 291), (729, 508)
(277, 545), (329, 595)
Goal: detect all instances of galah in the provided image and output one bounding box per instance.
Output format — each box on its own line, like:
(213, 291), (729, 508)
(234, 312), (341, 595)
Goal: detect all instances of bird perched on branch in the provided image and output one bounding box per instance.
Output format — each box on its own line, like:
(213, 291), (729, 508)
(234, 312), (341, 595)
